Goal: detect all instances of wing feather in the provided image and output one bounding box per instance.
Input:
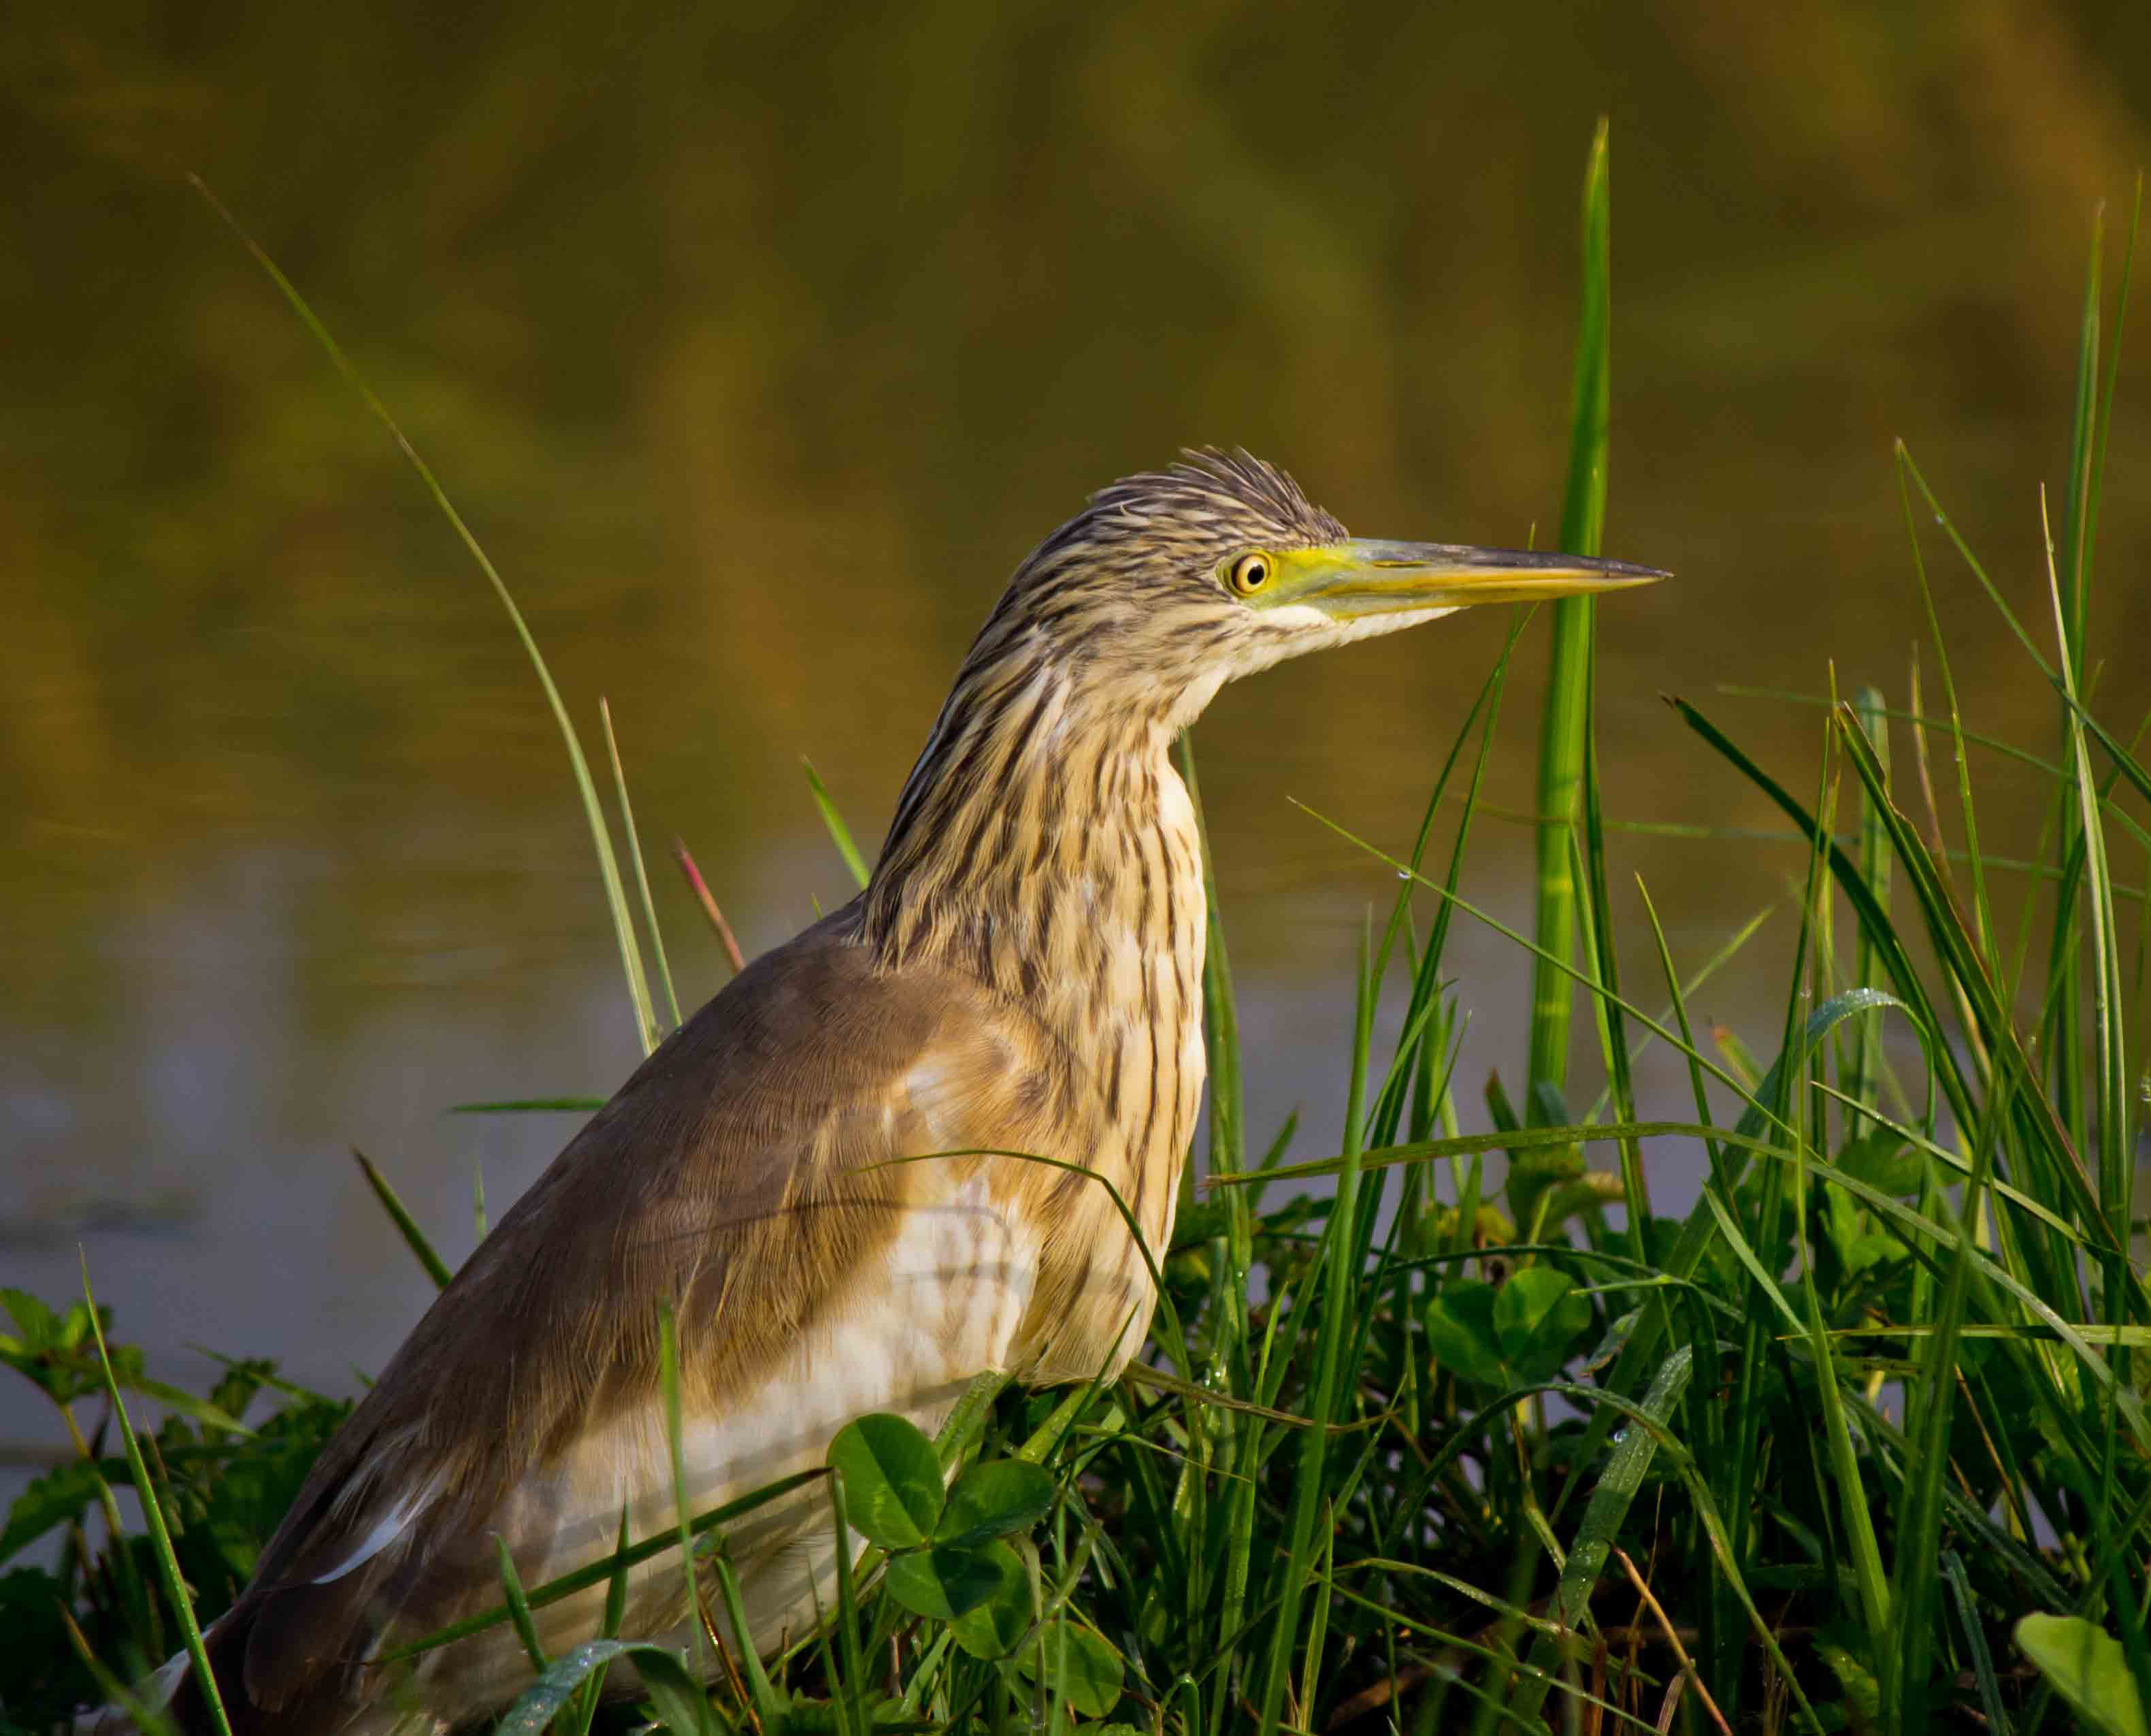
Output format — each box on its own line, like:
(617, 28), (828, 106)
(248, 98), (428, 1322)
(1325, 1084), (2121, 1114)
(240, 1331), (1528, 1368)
(206, 904), (1056, 1730)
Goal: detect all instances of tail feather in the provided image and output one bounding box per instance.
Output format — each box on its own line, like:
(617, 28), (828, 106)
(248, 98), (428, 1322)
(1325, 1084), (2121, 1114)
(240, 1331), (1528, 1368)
(82, 1610), (442, 1736)
(78, 1646), (190, 1736)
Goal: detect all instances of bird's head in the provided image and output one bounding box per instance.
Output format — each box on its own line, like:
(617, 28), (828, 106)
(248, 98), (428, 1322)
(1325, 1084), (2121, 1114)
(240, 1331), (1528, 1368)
(986, 448), (1664, 728)
(869, 451), (1662, 951)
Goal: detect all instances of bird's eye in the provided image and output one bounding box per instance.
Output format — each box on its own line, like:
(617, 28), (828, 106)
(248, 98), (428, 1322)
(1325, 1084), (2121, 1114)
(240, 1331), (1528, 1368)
(1228, 552), (1272, 596)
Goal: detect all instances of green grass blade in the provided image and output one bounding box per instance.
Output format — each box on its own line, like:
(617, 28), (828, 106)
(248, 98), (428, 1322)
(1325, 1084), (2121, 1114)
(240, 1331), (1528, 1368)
(493, 1536), (549, 1676)
(497, 1640), (718, 1736)
(1580, 901), (1775, 1124)
(1830, 704), (2137, 1260)
(1298, 1503), (1336, 1722)
(2047, 210), (2104, 1168)
(657, 1303), (721, 1733)
(2046, 487), (2133, 1271)
(351, 1148), (453, 1290)
(1253, 926), (1376, 1735)
(190, 178), (661, 1057)
(565, 1506), (636, 1736)
(2058, 199), (2123, 674)
(823, 1447), (870, 1726)
(2046, 483), (2151, 1709)
(1526, 116), (1611, 1109)
(1892, 1072), (2006, 1730)
(1507, 1347), (1692, 1723)
(803, 757), (871, 889)
(1286, 798), (1839, 1147)
(1791, 722), (1892, 1692)
(1846, 687), (1892, 1132)
(1175, 732), (1249, 1308)
(1895, 451), (2151, 813)
(380, 1484), (811, 1660)
(1577, 652), (1649, 1252)
(79, 1257), (233, 1736)
(1371, 614), (1526, 1151)
(1894, 456), (2001, 978)
(601, 698), (681, 1029)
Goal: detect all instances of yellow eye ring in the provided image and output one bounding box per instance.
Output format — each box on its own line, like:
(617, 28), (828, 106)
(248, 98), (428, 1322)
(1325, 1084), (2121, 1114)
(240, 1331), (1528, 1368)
(1228, 551), (1272, 596)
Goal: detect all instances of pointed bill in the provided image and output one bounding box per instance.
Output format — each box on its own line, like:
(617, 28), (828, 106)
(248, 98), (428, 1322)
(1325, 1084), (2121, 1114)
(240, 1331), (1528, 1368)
(1259, 539), (1668, 621)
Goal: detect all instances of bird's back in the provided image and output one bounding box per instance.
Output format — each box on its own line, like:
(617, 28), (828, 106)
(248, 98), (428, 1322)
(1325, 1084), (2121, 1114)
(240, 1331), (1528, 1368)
(150, 905), (1096, 1733)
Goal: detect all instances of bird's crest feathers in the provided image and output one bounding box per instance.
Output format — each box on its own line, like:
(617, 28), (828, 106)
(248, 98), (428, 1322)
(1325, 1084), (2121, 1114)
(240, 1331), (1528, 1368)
(1029, 447), (1347, 574)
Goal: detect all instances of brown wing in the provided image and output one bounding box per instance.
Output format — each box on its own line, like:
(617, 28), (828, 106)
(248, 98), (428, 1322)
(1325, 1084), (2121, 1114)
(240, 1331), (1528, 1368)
(201, 904), (1048, 1731)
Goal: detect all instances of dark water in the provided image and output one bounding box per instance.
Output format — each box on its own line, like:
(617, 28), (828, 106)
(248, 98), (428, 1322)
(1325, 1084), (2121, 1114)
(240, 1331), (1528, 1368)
(5, 5), (2150, 1469)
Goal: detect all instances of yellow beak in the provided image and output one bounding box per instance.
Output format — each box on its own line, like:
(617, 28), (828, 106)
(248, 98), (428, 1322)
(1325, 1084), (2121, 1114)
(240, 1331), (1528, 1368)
(1262, 539), (1668, 619)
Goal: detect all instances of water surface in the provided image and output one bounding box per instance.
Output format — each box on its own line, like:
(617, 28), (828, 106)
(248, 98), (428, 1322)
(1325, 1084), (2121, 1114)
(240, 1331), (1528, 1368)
(4, 5), (2149, 1464)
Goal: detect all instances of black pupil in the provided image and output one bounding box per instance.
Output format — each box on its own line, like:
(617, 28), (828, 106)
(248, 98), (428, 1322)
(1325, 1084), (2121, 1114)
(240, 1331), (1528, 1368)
(1243, 561), (1265, 587)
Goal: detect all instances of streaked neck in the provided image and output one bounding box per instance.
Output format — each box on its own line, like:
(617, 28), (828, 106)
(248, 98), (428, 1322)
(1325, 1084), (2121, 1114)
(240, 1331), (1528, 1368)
(864, 644), (1178, 988)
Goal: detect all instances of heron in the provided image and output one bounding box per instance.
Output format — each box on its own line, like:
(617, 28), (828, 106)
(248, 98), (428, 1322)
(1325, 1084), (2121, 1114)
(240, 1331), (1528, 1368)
(116, 451), (1661, 1733)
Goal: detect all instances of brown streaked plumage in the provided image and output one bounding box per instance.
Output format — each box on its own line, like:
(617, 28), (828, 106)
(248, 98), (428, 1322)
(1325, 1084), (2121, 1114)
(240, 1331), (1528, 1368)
(107, 451), (1662, 1735)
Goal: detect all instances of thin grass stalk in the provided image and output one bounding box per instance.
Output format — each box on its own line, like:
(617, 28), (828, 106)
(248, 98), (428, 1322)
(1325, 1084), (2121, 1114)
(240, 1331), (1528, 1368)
(1577, 904), (1775, 1127)
(189, 179), (663, 1057)
(1941, 1551), (2016, 1735)
(1527, 118), (1612, 1111)
(2058, 209), (2105, 685)
(1895, 455), (2003, 998)
(565, 1507), (636, 1736)
(1673, 698), (2003, 1181)
(2045, 489), (2151, 1709)
(1715, 722), (1842, 1713)
(802, 758), (870, 889)
(1891, 1067), (2007, 1730)
(672, 839), (747, 975)
(1211, 1290), (1297, 1736)
(1175, 733), (1249, 1322)
(1283, 805), (1867, 1188)
(1894, 451), (2151, 814)
(1252, 925), (1376, 1736)
(1371, 622), (1525, 1162)
(653, 1307), (714, 1729)
(823, 1460), (870, 1731)
(383, 1469), (827, 1661)
(80, 1260), (234, 1736)
(2044, 489), (2132, 1289)
(493, 1538), (549, 1676)
(1578, 645), (1649, 1260)
(1369, 615), (1526, 1145)
(1507, 1348), (1692, 1725)
(1713, 683), (2071, 770)
(350, 1148), (454, 1290)
(1834, 718), (2151, 1451)
(2043, 212), (2107, 1170)
(1298, 1503), (1336, 1723)
(1833, 711), (2143, 1307)
(1340, 913), (1394, 1316)
(1848, 689), (1892, 1139)
(600, 698), (682, 1030)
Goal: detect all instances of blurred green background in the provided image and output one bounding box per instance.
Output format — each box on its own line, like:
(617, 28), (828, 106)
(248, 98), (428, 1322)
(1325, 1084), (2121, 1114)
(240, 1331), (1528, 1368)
(3, 3), (2148, 1447)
